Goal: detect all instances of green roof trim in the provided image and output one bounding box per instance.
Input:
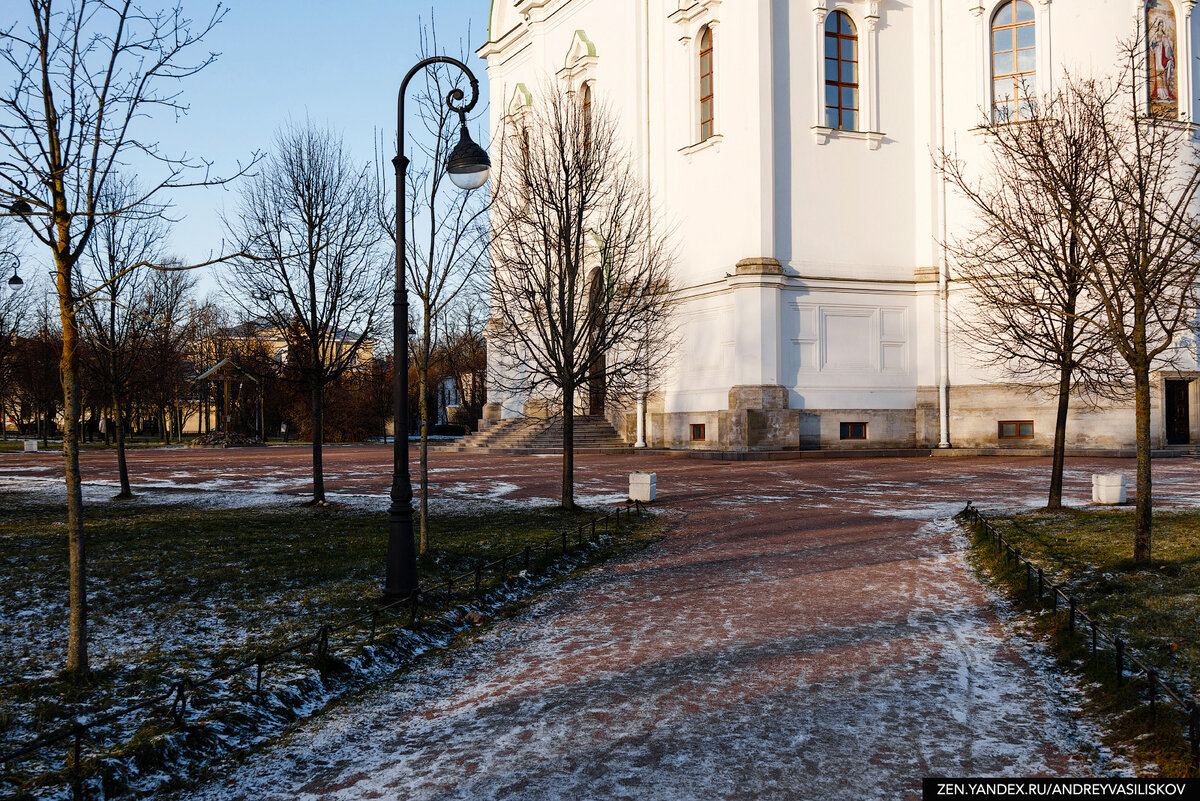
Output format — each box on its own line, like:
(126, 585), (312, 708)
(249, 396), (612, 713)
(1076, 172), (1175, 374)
(511, 82), (532, 108)
(564, 29), (597, 65)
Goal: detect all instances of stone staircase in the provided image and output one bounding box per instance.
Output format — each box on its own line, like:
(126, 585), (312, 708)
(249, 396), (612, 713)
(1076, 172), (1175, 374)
(438, 415), (631, 454)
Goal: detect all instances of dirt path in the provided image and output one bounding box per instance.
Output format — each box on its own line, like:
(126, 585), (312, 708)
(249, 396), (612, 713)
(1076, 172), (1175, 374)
(6, 448), (1195, 798)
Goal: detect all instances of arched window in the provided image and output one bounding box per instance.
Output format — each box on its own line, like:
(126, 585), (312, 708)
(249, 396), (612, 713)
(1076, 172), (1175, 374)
(991, 0), (1036, 123)
(699, 26), (714, 141)
(824, 11), (859, 131)
(581, 82), (593, 149)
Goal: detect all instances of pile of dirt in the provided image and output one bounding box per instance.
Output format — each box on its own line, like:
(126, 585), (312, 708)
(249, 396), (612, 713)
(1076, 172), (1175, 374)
(187, 432), (260, 448)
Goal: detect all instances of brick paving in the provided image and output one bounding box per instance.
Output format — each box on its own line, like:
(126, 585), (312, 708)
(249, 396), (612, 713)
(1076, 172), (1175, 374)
(5, 446), (1197, 798)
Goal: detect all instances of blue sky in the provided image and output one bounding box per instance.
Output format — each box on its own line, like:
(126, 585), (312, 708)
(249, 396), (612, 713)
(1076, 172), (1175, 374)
(7, 0), (492, 294)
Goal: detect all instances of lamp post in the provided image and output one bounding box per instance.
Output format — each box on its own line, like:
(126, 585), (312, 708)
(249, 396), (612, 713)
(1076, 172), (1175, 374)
(385, 57), (490, 600)
(1, 251), (21, 291)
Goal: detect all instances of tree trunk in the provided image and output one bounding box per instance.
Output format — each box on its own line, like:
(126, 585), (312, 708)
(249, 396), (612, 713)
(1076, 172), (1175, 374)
(1133, 368), (1153, 563)
(57, 264), (89, 676)
(1047, 364), (1073, 510)
(418, 358), (429, 555)
(561, 383), (575, 509)
(114, 392), (133, 498)
(311, 382), (325, 503)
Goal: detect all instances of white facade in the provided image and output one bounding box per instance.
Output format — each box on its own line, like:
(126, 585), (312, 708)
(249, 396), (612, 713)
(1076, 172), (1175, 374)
(478, 0), (1200, 451)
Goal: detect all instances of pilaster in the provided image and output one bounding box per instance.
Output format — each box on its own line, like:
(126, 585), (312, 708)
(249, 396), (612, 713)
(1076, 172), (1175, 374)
(728, 258), (785, 388)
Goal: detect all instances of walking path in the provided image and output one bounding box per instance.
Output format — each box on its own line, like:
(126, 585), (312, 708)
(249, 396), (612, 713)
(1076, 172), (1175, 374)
(7, 448), (1197, 798)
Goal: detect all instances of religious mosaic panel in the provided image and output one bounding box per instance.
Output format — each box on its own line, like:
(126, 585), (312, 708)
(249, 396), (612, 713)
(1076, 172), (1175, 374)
(1147, 0), (1179, 119)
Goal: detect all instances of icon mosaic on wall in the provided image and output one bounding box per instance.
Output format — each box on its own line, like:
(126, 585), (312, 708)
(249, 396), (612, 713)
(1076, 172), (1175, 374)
(1147, 0), (1178, 119)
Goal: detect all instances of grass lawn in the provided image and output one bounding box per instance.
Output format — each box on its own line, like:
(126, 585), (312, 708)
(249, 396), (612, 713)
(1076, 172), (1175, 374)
(965, 507), (1200, 777)
(0, 491), (660, 798)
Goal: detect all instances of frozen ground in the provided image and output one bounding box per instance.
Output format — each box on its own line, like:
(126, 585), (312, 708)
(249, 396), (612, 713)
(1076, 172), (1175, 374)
(5, 447), (1194, 798)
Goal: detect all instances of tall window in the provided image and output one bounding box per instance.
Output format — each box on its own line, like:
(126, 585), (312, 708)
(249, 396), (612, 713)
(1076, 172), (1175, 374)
(991, 0), (1036, 123)
(699, 26), (714, 141)
(581, 83), (593, 149)
(824, 11), (859, 131)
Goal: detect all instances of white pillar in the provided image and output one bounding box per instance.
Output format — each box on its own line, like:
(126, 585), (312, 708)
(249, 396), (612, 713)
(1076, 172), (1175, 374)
(812, 2), (829, 131)
(635, 393), (647, 448)
(1182, 1), (1196, 122)
(935, 0), (951, 449)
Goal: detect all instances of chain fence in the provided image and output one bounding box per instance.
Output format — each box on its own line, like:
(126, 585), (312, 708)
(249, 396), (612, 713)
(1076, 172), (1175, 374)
(961, 501), (1199, 769)
(1, 501), (646, 799)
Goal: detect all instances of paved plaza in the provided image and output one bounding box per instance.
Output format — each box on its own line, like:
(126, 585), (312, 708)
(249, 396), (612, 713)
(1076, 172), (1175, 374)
(4, 447), (1199, 799)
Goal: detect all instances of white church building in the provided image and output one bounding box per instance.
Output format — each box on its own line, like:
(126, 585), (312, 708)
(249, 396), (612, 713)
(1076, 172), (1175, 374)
(477, 0), (1200, 452)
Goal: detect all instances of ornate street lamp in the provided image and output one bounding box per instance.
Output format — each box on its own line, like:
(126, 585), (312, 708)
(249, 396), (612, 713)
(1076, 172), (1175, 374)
(1, 251), (21, 291)
(385, 57), (490, 600)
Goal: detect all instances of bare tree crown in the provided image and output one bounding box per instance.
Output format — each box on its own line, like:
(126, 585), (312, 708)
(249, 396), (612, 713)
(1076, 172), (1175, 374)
(489, 89), (675, 412)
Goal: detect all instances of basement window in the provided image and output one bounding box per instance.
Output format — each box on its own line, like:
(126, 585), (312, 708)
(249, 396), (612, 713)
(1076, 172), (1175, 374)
(690, 423), (706, 442)
(998, 420), (1034, 439)
(840, 422), (867, 440)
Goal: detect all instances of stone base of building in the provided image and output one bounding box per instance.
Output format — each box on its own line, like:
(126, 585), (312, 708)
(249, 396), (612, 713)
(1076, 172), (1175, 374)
(615, 374), (1200, 453)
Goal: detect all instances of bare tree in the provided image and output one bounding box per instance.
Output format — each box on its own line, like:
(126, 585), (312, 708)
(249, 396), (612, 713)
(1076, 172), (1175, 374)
(1069, 51), (1200, 562)
(438, 293), (489, 429)
(489, 91), (675, 508)
(9, 295), (62, 446)
(939, 85), (1127, 510)
(77, 179), (170, 497)
(377, 20), (490, 552)
(142, 267), (199, 444)
(946, 50), (1200, 562)
(0, 0), (251, 675)
(224, 121), (389, 504)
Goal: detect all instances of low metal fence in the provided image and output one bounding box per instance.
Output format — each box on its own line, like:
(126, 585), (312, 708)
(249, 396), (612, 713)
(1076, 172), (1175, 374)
(1, 501), (645, 799)
(961, 501), (1199, 768)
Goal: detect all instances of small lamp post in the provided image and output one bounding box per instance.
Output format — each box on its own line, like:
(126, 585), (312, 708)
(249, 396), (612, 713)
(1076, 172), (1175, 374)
(1, 251), (21, 291)
(385, 57), (490, 600)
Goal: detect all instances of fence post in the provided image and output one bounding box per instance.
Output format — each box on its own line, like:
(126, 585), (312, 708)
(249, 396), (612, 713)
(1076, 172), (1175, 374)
(1050, 585), (1057, 612)
(1148, 670), (1157, 717)
(591, 519), (596, 539)
(255, 656), (265, 695)
(1115, 638), (1124, 685)
(1037, 568), (1043, 601)
(524, 545), (531, 572)
(1091, 620), (1098, 654)
(475, 564), (483, 595)
(172, 681), (188, 723)
(1068, 597), (1076, 634)
(562, 531), (567, 555)
(499, 554), (507, 580)
(369, 609), (378, 643)
(1025, 560), (1031, 591)
(410, 592), (419, 624)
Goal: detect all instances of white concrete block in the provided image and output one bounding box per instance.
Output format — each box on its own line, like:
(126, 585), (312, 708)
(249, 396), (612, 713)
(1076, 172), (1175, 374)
(23, 439), (37, 453)
(1092, 473), (1127, 505)
(630, 471), (657, 502)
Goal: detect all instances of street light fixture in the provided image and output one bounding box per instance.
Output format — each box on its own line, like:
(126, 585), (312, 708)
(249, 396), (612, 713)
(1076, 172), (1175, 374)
(1, 251), (21, 291)
(385, 57), (490, 601)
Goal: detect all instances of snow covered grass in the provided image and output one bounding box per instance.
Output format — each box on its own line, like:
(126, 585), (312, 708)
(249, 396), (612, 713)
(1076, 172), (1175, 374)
(963, 508), (1200, 777)
(0, 489), (661, 799)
